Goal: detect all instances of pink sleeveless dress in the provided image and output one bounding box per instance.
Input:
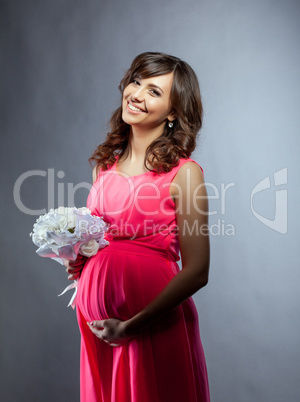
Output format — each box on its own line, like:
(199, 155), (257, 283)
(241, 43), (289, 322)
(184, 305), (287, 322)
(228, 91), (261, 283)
(76, 155), (210, 402)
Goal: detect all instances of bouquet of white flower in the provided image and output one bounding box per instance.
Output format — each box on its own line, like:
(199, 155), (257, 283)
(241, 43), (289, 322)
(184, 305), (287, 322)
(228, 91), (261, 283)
(30, 206), (109, 307)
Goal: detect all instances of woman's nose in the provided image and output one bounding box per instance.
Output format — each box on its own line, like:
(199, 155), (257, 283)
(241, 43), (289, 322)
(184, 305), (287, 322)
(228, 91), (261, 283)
(131, 86), (144, 101)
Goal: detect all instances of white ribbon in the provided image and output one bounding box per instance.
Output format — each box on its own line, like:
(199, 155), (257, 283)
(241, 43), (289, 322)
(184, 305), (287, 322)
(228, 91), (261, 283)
(58, 280), (78, 309)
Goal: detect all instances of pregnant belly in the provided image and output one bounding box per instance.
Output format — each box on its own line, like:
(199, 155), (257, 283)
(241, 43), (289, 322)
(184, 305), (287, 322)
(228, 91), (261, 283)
(76, 244), (179, 323)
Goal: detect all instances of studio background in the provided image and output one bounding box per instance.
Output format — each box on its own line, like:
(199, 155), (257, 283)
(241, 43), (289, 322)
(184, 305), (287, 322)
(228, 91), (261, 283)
(1, 1), (299, 401)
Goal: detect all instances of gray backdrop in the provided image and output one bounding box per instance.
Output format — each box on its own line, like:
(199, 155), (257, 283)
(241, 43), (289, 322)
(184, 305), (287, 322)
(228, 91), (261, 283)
(1, 0), (299, 401)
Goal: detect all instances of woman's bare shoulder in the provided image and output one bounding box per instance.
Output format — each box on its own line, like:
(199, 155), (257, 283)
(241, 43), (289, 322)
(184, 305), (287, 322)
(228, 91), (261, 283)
(169, 160), (204, 200)
(173, 160), (204, 186)
(92, 165), (101, 183)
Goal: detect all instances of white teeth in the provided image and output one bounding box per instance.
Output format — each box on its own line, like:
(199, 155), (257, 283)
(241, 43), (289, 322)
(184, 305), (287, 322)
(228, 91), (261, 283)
(128, 102), (144, 112)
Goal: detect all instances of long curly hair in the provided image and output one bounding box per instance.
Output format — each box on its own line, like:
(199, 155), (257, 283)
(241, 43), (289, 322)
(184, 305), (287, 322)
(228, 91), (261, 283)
(89, 52), (203, 174)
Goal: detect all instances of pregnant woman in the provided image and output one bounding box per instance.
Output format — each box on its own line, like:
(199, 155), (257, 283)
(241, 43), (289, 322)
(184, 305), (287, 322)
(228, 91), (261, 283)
(66, 51), (210, 402)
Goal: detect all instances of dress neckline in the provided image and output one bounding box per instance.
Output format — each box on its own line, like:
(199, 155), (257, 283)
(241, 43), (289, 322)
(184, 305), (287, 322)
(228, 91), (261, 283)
(114, 155), (154, 178)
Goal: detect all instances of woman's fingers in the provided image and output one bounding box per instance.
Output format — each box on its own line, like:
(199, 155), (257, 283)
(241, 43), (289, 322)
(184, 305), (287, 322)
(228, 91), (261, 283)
(66, 265), (82, 274)
(64, 255), (87, 267)
(86, 319), (127, 347)
(68, 272), (80, 281)
(66, 261), (86, 279)
(64, 255), (88, 280)
(88, 320), (105, 328)
(86, 322), (120, 346)
(87, 321), (105, 334)
(66, 265), (82, 281)
(70, 258), (87, 268)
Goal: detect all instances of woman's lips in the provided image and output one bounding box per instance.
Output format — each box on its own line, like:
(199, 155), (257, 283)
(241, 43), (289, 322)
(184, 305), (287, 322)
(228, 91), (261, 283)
(127, 101), (146, 113)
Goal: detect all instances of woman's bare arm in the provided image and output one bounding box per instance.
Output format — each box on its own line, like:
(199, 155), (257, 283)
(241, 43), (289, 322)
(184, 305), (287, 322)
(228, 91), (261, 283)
(123, 161), (210, 335)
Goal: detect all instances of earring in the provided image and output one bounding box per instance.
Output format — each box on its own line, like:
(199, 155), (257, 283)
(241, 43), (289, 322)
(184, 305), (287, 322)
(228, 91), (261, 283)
(168, 121), (173, 128)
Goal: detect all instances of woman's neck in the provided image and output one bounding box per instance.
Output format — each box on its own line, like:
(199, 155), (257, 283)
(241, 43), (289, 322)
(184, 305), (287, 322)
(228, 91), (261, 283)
(123, 125), (164, 163)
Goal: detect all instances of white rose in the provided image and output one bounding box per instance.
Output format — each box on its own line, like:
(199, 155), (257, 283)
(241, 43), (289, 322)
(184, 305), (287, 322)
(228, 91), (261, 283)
(31, 211), (59, 245)
(56, 207), (76, 230)
(79, 239), (100, 257)
(31, 224), (49, 245)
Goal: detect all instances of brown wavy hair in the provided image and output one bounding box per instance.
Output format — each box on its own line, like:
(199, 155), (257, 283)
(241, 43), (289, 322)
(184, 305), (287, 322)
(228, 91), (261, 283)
(89, 51), (203, 174)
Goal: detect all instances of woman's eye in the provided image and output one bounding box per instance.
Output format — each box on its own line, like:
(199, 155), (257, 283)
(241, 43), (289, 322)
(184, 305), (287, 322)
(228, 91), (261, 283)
(150, 89), (160, 96)
(132, 79), (140, 85)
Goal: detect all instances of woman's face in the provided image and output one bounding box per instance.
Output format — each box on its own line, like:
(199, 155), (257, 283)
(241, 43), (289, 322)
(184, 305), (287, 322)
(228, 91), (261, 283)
(122, 72), (175, 130)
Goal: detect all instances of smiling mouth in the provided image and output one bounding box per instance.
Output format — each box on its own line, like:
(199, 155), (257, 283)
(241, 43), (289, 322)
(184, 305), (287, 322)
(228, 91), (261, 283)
(127, 101), (146, 113)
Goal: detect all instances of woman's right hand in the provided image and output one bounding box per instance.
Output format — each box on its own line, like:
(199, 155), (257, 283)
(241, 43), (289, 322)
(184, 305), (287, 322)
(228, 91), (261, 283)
(63, 254), (88, 281)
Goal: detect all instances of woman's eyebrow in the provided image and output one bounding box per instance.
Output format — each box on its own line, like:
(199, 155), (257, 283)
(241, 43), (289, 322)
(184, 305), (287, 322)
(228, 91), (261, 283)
(133, 75), (164, 94)
(147, 83), (164, 94)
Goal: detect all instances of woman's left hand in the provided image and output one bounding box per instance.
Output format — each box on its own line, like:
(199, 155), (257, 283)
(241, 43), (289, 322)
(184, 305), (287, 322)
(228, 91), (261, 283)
(87, 318), (132, 347)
